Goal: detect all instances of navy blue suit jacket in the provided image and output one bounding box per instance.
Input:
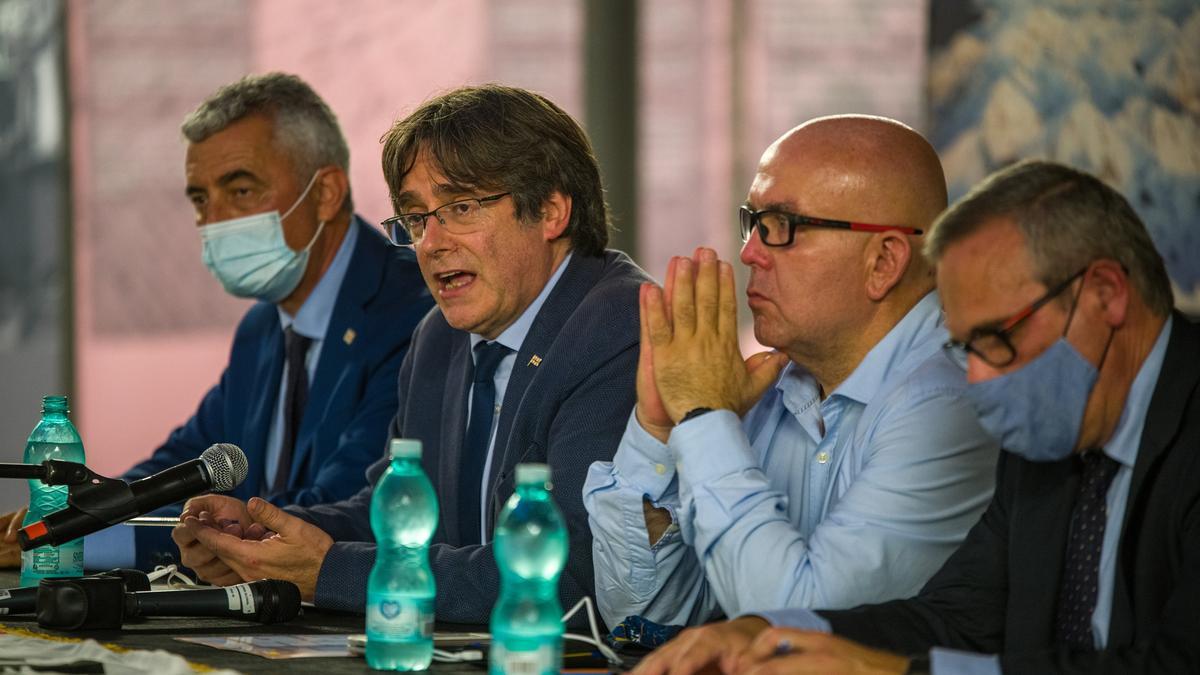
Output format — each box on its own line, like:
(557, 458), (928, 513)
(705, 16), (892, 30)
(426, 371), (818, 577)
(123, 218), (432, 566)
(295, 250), (650, 623)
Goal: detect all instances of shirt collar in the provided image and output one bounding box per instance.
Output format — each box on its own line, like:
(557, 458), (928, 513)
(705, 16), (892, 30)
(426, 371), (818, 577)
(1102, 315), (1172, 468)
(829, 291), (944, 405)
(277, 219), (359, 339)
(470, 251), (573, 353)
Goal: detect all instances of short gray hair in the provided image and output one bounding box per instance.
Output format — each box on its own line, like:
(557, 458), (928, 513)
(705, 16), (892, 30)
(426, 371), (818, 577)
(925, 160), (1173, 316)
(182, 73), (351, 198)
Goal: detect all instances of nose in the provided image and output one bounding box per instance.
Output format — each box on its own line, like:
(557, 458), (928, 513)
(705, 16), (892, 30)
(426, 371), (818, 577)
(740, 228), (770, 268)
(415, 213), (452, 256)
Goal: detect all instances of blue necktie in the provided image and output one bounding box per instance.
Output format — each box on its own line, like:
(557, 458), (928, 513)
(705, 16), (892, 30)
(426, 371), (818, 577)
(273, 326), (311, 495)
(1054, 450), (1120, 649)
(459, 341), (512, 544)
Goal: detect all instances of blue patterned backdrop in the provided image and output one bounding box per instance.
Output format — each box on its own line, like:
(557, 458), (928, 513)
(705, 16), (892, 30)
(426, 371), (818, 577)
(928, 0), (1199, 315)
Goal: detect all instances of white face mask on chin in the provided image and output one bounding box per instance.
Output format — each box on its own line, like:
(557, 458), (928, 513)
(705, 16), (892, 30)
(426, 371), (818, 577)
(200, 171), (326, 303)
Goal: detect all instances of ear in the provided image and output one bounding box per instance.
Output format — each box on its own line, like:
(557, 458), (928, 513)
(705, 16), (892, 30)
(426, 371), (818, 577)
(1084, 259), (1130, 329)
(314, 166), (350, 223)
(863, 231), (913, 301)
(539, 191), (572, 242)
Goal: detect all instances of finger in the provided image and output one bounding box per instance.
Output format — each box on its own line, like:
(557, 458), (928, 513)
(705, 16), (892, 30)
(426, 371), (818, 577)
(247, 498), (298, 535)
(741, 655), (832, 675)
(644, 284), (673, 347)
(4, 508), (27, 542)
(743, 628), (828, 664)
(693, 249), (720, 331)
(221, 522), (246, 538)
(671, 257), (697, 335)
(717, 260), (738, 340)
(244, 523), (271, 541)
(663, 256), (678, 328)
(745, 351), (787, 400)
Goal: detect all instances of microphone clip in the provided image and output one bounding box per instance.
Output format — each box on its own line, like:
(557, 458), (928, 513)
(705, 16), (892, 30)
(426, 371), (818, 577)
(17, 469), (138, 551)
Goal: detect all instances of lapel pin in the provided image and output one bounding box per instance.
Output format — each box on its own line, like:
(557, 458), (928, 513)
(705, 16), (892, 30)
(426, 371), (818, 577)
(527, 355), (542, 367)
(343, 328), (357, 345)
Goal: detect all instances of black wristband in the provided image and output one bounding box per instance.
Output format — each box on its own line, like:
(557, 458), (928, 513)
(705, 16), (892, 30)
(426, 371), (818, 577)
(905, 653), (931, 675)
(679, 407), (714, 424)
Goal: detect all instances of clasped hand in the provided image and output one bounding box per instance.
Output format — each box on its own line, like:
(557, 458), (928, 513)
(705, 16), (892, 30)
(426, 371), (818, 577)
(171, 494), (332, 601)
(637, 247), (786, 440)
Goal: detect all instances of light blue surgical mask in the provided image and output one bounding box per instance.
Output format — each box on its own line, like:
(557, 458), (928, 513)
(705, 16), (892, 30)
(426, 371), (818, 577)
(200, 171), (325, 303)
(964, 338), (1100, 462)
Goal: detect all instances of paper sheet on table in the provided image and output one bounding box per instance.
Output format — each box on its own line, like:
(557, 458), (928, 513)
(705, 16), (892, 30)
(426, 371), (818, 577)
(0, 630), (240, 675)
(175, 633), (354, 659)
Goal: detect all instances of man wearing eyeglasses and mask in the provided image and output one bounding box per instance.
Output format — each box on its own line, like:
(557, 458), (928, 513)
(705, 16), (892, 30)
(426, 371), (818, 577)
(633, 160), (1200, 674)
(170, 84), (651, 624)
(0, 72), (433, 570)
(585, 115), (998, 635)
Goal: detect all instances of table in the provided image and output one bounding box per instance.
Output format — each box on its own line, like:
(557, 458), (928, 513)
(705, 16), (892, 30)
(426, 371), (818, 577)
(0, 571), (490, 673)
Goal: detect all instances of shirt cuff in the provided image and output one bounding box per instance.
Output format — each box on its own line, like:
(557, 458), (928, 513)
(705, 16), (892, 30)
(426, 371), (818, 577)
(669, 409), (757, 483)
(930, 648), (1001, 675)
(748, 607), (832, 632)
(610, 412), (679, 501)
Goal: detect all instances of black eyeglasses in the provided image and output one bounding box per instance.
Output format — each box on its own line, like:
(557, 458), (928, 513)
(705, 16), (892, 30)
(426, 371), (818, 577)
(739, 205), (924, 247)
(381, 192), (510, 244)
(944, 267), (1088, 368)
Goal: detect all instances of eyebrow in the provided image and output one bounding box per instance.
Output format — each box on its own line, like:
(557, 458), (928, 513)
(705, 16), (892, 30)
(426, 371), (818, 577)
(393, 182), (475, 209)
(185, 169), (263, 197)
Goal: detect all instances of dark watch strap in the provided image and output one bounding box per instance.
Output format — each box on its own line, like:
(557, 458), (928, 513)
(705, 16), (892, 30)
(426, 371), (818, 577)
(679, 407), (714, 424)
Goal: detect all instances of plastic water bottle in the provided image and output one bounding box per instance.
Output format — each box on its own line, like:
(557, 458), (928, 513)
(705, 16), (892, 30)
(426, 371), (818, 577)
(366, 438), (438, 670)
(490, 463), (568, 675)
(20, 395), (86, 587)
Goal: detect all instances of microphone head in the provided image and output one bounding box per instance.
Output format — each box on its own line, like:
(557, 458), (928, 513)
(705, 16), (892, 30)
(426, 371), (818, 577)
(200, 443), (249, 492)
(250, 579), (302, 624)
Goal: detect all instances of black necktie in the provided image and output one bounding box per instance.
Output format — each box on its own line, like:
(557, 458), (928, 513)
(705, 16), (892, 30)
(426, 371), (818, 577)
(273, 326), (312, 495)
(459, 341), (512, 544)
(1054, 450), (1121, 650)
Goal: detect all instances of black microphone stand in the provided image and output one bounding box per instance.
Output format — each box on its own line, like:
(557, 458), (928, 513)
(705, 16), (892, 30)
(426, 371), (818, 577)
(0, 460), (96, 485)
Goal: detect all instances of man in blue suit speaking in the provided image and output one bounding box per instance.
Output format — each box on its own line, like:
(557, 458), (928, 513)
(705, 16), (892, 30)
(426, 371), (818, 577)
(172, 85), (651, 623)
(0, 73), (432, 570)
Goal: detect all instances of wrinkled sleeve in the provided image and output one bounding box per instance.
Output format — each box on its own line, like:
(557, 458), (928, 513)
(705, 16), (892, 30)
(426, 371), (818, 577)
(584, 412), (718, 628)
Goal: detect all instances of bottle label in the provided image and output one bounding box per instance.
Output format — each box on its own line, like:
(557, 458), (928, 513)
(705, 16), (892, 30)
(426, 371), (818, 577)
(491, 644), (558, 675)
(366, 594), (434, 641)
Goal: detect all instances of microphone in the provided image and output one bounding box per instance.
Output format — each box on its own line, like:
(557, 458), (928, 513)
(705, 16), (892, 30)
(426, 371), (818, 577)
(0, 569), (150, 616)
(18, 443), (248, 550)
(125, 579), (301, 624)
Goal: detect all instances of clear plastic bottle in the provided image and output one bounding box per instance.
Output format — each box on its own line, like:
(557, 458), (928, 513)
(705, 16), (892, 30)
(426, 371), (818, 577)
(20, 395), (86, 587)
(366, 438), (438, 670)
(489, 463), (568, 675)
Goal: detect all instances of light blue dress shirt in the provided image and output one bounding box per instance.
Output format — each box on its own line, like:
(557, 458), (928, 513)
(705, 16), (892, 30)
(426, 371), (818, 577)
(263, 221), (358, 490)
(467, 252), (571, 545)
(83, 223), (358, 570)
(584, 292), (999, 628)
(762, 317), (1173, 675)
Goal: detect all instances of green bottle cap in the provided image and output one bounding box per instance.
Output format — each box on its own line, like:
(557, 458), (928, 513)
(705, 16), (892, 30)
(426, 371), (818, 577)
(515, 463), (551, 487)
(389, 438), (422, 460)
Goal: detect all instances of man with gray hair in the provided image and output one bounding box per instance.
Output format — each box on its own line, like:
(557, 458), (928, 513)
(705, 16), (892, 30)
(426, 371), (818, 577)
(635, 159), (1200, 674)
(0, 72), (432, 571)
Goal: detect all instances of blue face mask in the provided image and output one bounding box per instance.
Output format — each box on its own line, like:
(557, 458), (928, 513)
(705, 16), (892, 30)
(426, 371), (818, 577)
(200, 172), (325, 303)
(964, 338), (1099, 462)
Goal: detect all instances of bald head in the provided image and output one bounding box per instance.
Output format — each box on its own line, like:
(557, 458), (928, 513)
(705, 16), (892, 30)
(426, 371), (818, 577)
(761, 115), (947, 233)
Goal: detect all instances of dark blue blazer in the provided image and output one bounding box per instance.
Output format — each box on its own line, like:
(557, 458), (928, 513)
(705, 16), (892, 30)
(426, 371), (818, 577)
(123, 218), (432, 566)
(295, 250), (650, 623)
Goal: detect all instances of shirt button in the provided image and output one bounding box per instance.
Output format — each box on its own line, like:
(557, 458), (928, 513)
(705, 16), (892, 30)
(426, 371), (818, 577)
(655, 463), (666, 475)
(817, 452), (830, 464)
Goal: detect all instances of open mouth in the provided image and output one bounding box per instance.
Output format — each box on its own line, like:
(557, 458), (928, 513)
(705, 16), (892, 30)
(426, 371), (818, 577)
(436, 270), (476, 294)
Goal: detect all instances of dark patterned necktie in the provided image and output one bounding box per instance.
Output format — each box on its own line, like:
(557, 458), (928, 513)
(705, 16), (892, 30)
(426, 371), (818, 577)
(273, 326), (311, 495)
(459, 341), (512, 544)
(1054, 450), (1120, 649)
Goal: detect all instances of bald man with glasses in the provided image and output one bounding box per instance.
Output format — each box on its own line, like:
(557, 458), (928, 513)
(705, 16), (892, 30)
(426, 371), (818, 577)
(584, 115), (999, 632)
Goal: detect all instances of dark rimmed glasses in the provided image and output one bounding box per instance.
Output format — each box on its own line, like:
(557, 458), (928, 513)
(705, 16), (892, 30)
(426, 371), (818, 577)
(738, 205), (924, 247)
(381, 192), (510, 244)
(944, 267), (1088, 368)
